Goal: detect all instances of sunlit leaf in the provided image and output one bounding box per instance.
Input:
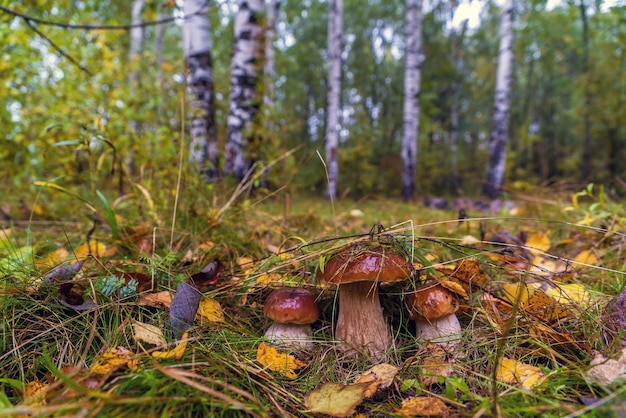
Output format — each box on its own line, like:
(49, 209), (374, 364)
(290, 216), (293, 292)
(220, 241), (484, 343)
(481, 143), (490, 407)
(255, 272), (282, 285)
(304, 382), (369, 417)
(396, 396), (449, 417)
(496, 358), (546, 389)
(152, 333), (189, 360)
(132, 320), (167, 346)
(256, 342), (307, 379)
(353, 363), (398, 397)
(35, 248), (70, 270)
(197, 298), (225, 323)
(73, 240), (116, 261)
(542, 283), (590, 305)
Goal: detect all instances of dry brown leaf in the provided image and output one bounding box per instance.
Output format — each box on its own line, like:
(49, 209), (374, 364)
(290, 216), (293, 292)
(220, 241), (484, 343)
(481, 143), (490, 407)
(256, 342), (307, 379)
(418, 343), (455, 386)
(397, 396), (449, 417)
(304, 382), (369, 417)
(587, 348), (626, 385)
(132, 320), (167, 346)
(353, 363), (399, 397)
(139, 291), (173, 309)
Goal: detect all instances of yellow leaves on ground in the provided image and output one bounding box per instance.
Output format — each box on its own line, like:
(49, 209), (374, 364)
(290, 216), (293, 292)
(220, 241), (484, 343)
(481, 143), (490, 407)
(396, 396), (449, 417)
(501, 282), (575, 322)
(304, 382), (370, 417)
(525, 231), (551, 254)
(34, 248), (70, 270)
(496, 358), (546, 390)
(132, 320), (167, 346)
(255, 272), (282, 286)
(23, 380), (47, 406)
(573, 249), (599, 266)
(197, 297), (225, 323)
(91, 346), (138, 374)
(152, 333), (189, 360)
(256, 342), (307, 379)
(353, 363), (399, 397)
(73, 240), (117, 261)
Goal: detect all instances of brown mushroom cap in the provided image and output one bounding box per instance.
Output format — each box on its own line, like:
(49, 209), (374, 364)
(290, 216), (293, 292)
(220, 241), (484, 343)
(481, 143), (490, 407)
(263, 287), (320, 325)
(407, 283), (459, 320)
(317, 243), (413, 285)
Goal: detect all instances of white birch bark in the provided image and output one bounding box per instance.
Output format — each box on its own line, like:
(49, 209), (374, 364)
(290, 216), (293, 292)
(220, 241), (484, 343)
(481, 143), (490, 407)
(184, 0), (218, 178)
(264, 0), (279, 108)
(224, 0), (265, 180)
(482, 0), (515, 199)
(325, 0), (343, 200)
(126, 0), (145, 176)
(401, 0), (423, 201)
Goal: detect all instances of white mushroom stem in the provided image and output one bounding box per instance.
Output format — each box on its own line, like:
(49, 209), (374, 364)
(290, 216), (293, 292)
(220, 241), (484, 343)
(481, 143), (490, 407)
(335, 281), (391, 359)
(415, 314), (462, 347)
(264, 322), (313, 349)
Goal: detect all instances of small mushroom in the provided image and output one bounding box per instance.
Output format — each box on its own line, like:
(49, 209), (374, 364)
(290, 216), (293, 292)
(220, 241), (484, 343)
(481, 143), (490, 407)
(317, 242), (413, 359)
(407, 283), (462, 348)
(263, 287), (320, 349)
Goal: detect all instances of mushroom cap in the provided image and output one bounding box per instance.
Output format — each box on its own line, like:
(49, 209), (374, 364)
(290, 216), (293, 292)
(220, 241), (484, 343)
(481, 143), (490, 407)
(317, 243), (413, 285)
(407, 283), (459, 320)
(263, 287), (320, 325)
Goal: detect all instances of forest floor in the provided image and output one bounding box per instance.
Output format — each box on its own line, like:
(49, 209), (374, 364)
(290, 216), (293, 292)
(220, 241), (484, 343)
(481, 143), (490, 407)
(1, 181), (626, 417)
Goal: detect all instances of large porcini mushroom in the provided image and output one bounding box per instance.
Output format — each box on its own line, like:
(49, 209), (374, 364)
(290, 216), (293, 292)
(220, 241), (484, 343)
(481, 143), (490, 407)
(317, 243), (413, 359)
(406, 283), (462, 348)
(263, 287), (320, 349)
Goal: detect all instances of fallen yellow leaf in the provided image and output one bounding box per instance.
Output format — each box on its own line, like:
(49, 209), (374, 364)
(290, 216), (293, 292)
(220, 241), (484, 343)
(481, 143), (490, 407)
(353, 363), (399, 397)
(23, 380), (47, 406)
(132, 320), (167, 346)
(396, 396), (449, 417)
(35, 248), (70, 270)
(542, 283), (590, 305)
(197, 298), (225, 323)
(255, 272), (282, 286)
(304, 382), (369, 417)
(152, 333), (188, 360)
(496, 358), (546, 389)
(91, 346), (138, 374)
(73, 240), (117, 261)
(525, 232), (551, 254)
(573, 249), (599, 266)
(256, 342), (307, 379)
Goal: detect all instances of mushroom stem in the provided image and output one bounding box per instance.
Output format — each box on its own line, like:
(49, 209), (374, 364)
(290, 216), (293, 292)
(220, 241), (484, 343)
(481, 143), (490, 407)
(264, 322), (313, 349)
(415, 314), (462, 347)
(335, 281), (391, 359)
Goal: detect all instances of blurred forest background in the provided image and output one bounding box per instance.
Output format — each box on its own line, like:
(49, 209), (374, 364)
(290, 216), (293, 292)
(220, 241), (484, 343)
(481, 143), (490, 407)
(1, 0), (624, 201)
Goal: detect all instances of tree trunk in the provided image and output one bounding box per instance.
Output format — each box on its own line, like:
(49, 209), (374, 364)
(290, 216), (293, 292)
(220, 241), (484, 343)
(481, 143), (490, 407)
(449, 2), (466, 195)
(126, 0), (145, 177)
(223, 0), (265, 181)
(184, 0), (219, 179)
(264, 0), (279, 109)
(482, 0), (515, 199)
(579, 0), (592, 181)
(401, 0), (424, 201)
(325, 0), (343, 200)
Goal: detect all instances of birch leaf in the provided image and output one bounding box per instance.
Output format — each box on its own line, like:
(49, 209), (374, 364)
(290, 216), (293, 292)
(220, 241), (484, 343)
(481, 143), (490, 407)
(152, 332), (189, 360)
(197, 298), (225, 323)
(91, 346), (138, 374)
(396, 396), (449, 417)
(23, 380), (47, 406)
(496, 358), (546, 389)
(573, 249), (599, 266)
(132, 320), (167, 346)
(304, 382), (369, 417)
(525, 232), (551, 254)
(256, 342), (307, 379)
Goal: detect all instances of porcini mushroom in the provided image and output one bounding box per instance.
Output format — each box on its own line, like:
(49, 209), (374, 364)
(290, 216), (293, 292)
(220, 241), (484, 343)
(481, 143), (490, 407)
(317, 243), (413, 359)
(263, 287), (320, 349)
(406, 283), (462, 348)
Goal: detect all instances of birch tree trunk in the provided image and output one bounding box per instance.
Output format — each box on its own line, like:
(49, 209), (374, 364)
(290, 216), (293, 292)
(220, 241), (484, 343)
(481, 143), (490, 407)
(126, 0), (145, 177)
(482, 0), (515, 199)
(224, 0), (265, 180)
(449, 5), (467, 195)
(325, 0), (343, 200)
(401, 0), (423, 201)
(264, 0), (279, 109)
(184, 0), (218, 179)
